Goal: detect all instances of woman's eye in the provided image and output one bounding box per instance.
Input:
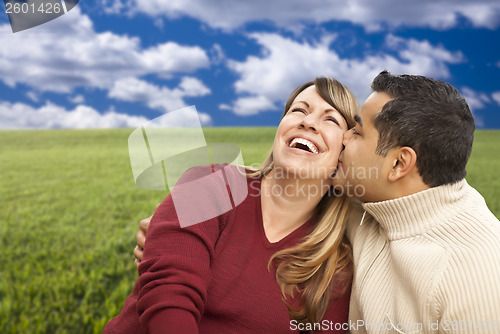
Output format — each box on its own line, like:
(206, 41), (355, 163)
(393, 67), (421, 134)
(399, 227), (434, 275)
(291, 108), (306, 114)
(326, 117), (339, 125)
(352, 128), (360, 135)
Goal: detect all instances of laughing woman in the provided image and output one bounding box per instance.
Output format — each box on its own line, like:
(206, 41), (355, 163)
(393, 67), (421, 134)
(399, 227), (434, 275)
(104, 77), (358, 333)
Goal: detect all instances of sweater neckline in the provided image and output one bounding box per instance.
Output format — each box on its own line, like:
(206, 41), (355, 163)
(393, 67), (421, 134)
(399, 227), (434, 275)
(362, 179), (469, 240)
(252, 177), (313, 249)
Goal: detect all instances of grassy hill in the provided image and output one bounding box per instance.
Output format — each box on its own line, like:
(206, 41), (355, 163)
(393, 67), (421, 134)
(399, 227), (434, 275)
(1, 128), (499, 333)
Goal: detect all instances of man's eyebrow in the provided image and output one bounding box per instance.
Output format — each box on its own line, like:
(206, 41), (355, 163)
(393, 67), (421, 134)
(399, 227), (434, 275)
(354, 114), (362, 126)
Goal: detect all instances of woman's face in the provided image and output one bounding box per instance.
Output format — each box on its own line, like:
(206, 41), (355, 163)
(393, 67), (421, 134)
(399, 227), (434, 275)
(272, 85), (348, 181)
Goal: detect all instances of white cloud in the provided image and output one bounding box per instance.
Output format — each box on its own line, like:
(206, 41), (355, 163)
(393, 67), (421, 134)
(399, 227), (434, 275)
(224, 33), (464, 115)
(210, 44), (225, 65)
(108, 76), (211, 112)
(385, 35), (465, 74)
(219, 104), (231, 111)
(26, 91), (39, 102)
(197, 113), (213, 126)
(121, 0), (500, 31)
(461, 87), (491, 110)
(491, 91), (500, 105)
(0, 7), (210, 93)
(459, 87), (491, 128)
(102, 0), (133, 14)
(178, 77), (211, 97)
(231, 95), (276, 116)
(0, 101), (148, 129)
(69, 95), (85, 104)
(0, 100), (213, 129)
(154, 18), (164, 30)
(144, 106), (213, 127)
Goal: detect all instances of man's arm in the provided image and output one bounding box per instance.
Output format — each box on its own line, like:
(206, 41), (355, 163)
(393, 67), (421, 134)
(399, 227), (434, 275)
(134, 215), (151, 267)
(436, 243), (500, 333)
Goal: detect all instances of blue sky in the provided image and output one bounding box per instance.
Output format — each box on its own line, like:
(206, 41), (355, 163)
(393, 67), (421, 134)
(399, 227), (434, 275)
(0, 0), (499, 128)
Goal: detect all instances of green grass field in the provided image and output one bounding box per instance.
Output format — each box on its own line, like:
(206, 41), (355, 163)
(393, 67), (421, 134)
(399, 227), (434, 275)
(1, 128), (499, 333)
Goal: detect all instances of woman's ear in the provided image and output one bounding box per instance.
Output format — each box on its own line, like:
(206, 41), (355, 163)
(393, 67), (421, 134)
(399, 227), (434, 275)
(329, 167), (340, 187)
(387, 146), (418, 182)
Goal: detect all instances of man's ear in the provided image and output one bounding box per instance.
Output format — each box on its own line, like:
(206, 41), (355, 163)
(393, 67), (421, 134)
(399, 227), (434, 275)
(388, 147), (417, 182)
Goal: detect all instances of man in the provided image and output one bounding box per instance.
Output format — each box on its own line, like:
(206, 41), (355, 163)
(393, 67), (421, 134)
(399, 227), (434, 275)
(335, 70), (500, 333)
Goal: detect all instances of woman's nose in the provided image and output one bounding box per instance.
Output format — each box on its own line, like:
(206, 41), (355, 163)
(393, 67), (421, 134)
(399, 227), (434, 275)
(300, 114), (318, 132)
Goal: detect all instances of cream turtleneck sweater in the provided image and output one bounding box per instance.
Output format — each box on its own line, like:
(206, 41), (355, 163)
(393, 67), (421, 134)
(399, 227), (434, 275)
(347, 179), (500, 334)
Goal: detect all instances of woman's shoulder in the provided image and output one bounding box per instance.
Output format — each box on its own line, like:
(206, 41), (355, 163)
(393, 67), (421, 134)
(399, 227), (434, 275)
(144, 164), (261, 258)
(154, 164), (260, 230)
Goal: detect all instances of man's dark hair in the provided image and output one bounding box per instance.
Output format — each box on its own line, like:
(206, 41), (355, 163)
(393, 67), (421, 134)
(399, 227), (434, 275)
(371, 70), (475, 187)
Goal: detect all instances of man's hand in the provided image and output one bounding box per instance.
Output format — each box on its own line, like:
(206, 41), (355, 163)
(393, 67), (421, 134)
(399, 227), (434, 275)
(134, 215), (151, 268)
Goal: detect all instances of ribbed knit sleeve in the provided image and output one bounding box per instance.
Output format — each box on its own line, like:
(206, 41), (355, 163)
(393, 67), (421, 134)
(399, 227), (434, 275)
(432, 214), (500, 333)
(135, 197), (213, 333)
(136, 167), (233, 334)
(349, 180), (500, 333)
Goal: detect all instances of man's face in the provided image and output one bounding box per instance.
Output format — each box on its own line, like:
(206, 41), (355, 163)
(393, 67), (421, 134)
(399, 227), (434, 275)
(333, 91), (394, 202)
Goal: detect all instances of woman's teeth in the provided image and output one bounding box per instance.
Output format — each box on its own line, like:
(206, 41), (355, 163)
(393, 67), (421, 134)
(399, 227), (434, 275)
(289, 138), (319, 154)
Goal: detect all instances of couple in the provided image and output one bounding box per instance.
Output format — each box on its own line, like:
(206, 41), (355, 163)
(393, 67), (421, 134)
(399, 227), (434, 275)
(105, 71), (500, 333)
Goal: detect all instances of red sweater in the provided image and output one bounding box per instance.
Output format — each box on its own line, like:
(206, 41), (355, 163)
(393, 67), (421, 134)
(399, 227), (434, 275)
(104, 166), (351, 333)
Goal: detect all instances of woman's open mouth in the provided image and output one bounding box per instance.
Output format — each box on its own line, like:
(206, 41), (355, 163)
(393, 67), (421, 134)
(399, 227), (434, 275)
(288, 137), (319, 154)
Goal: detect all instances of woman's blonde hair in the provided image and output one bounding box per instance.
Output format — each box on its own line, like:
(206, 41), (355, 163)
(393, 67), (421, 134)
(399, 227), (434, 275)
(248, 77), (358, 324)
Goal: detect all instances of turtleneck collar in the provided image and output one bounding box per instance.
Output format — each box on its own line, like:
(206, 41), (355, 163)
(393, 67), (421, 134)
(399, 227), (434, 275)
(362, 179), (470, 240)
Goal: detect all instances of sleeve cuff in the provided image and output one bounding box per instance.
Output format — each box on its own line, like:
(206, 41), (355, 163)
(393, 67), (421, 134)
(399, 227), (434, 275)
(146, 308), (199, 334)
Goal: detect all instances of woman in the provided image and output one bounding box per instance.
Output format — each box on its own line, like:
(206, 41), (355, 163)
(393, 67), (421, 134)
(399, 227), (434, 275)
(105, 77), (358, 333)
